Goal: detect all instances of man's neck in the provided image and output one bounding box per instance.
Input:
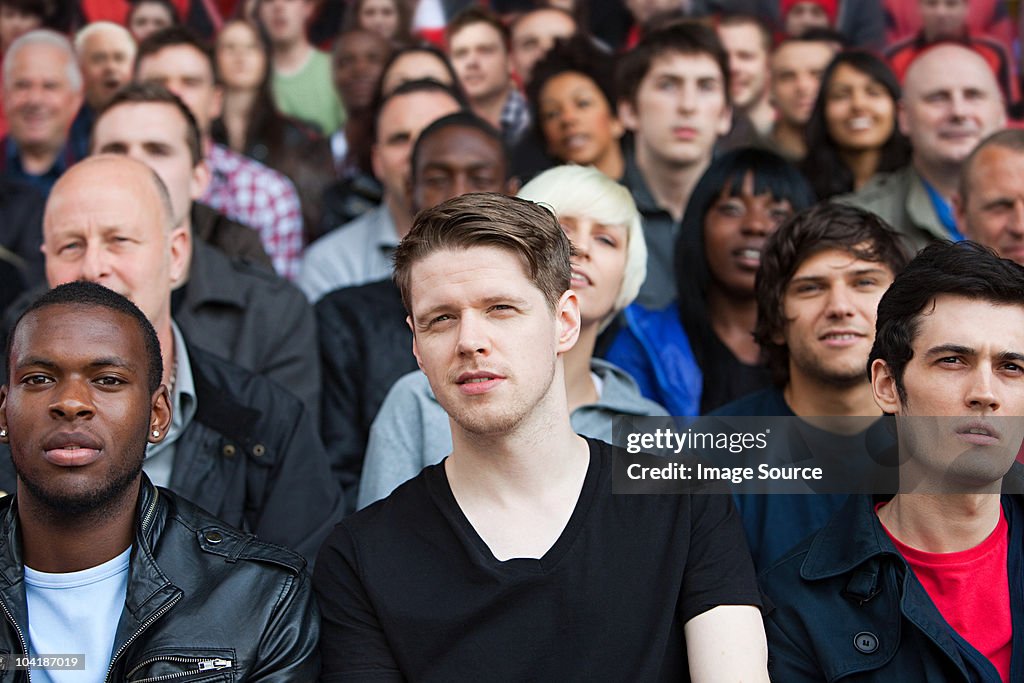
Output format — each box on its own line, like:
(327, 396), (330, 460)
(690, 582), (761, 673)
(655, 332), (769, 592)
(446, 370), (587, 502)
(18, 142), (63, 176)
(743, 96), (776, 137)
(471, 87), (509, 132)
(771, 119), (806, 161)
(913, 156), (960, 199)
(563, 323), (599, 413)
(634, 141), (709, 222)
(878, 492), (1003, 553)
(17, 481), (138, 573)
(272, 39), (313, 75)
(444, 382), (590, 561)
(784, 371), (881, 418)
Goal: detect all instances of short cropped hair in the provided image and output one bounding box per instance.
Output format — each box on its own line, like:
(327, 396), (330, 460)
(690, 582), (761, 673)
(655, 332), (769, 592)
(372, 77), (468, 144)
(716, 14), (772, 53)
(410, 111), (505, 181)
(135, 25), (217, 83)
(755, 203), (910, 387)
(446, 6), (509, 50)
(3, 29), (82, 92)
(959, 128), (1024, 206)
(95, 82), (202, 166)
(616, 21), (730, 107)
(9, 281), (163, 394)
(393, 193), (572, 314)
(518, 165), (645, 330)
(74, 21), (135, 56)
(869, 241), (1024, 404)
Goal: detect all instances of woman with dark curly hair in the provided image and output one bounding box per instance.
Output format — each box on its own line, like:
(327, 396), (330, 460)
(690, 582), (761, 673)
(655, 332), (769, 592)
(801, 50), (910, 200)
(606, 147), (816, 415)
(526, 35), (624, 180)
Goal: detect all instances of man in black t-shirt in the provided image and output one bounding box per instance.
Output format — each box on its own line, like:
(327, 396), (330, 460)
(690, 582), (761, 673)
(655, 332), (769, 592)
(313, 192), (768, 681)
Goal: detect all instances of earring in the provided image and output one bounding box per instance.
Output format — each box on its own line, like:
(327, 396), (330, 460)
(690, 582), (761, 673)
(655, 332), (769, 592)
(0, 429), (6, 438)
(152, 429), (160, 438)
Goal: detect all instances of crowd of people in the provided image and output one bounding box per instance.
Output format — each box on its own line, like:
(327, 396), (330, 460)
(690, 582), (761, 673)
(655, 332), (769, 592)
(1, 0), (1024, 679)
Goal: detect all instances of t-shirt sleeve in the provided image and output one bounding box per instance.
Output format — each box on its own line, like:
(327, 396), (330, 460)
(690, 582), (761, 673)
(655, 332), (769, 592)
(313, 524), (404, 682)
(677, 493), (764, 625)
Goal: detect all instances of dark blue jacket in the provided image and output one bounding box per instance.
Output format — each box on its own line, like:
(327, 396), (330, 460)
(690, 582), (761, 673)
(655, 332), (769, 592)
(760, 492), (1024, 682)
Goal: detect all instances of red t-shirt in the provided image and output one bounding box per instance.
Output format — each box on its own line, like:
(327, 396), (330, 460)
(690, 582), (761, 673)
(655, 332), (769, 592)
(878, 504), (1011, 682)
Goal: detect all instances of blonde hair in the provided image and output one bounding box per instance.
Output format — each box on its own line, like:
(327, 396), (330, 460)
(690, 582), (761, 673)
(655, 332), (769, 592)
(518, 165), (646, 329)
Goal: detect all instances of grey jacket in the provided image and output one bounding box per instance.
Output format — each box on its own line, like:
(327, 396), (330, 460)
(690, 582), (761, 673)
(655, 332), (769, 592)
(840, 164), (950, 253)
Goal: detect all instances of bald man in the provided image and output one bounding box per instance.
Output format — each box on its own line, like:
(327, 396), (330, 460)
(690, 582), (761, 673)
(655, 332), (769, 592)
(0, 155), (344, 565)
(955, 129), (1024, 265)
(846, 43), (1007, 251)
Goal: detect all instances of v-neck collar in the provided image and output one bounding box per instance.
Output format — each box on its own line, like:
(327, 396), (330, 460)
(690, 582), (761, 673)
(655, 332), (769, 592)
(424, 439), (603, 574)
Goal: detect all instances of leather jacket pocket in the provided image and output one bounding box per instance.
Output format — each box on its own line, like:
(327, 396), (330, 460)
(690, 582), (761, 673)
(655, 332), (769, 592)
(125, 648), (235, 683)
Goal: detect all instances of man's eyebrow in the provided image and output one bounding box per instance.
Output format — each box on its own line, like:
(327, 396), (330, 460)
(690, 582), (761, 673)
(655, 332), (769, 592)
(89, 357), (135, 371)
(924, 344), (974, 357)
(13, 357), (57, 371)
(996, 351), (1024, 364)
(13, 357), (136, 371)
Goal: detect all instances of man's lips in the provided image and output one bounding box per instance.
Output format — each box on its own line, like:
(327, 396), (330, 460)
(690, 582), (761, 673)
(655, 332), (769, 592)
(456, 371), (505, 395)
(672, 126), (698, 140)
(956, 420), (1002, 447)
(41, 431), (103, 467)
(818, 330), (866, 348)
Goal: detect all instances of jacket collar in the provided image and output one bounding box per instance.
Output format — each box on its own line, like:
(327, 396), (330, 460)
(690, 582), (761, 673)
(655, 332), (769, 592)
(0, 477), (182, 653)
(179, 238), (251, 310)
(800, 494), (901, 587)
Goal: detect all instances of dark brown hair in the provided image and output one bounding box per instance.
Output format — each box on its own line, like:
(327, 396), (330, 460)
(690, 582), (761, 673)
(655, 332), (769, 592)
(755, 202), (910, 387)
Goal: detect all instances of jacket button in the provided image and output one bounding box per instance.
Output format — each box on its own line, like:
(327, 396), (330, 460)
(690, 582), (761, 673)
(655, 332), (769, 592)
(222, 444), (236, 457)
(204, 530), (223, 544)
(854, 632), (878, 654)
(253, 444), (265, 457)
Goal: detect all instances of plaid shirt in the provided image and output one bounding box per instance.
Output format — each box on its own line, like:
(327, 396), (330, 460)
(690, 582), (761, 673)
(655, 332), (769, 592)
(499, 88), (530, 147)
(202, 144), (303, 279)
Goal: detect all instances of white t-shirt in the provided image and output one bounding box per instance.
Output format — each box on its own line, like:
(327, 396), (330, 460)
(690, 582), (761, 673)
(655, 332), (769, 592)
(24, 546), (131, 683)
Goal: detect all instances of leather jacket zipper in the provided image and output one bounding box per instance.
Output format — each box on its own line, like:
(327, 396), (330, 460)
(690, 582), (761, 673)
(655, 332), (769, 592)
(105, 489), (183, 683)
(127, 656), (233, 682)
(0, 597), (29, 682)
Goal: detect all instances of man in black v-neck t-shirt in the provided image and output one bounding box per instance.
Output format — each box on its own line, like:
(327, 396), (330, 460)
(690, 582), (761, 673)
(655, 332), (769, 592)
(313, 193), (767, 681)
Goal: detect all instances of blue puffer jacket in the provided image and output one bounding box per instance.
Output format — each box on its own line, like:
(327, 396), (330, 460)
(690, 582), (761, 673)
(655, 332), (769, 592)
(604, 303), (703, 417)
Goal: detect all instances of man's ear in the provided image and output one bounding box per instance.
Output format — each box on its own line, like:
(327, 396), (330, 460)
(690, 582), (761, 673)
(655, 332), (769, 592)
(0, 385), (8, 444)
(168, 226), (191, 289)
(408, 315), (425, 370)
(209, 84), (224, 122)
(190, 159), (211, 200)
(897, 99), (910, 138)
(871, 358), (902, 415)
(555, 289), (581, 355)
(504, 175), (521, 196)
(716, 104), (733, 137)
(617, 98), (639, 132)
(952, 191), (968, 237)
(148, 384), (173, 444)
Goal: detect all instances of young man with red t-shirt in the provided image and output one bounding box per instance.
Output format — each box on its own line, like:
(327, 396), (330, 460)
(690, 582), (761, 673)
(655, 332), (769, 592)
(762, 240), (1024, 682)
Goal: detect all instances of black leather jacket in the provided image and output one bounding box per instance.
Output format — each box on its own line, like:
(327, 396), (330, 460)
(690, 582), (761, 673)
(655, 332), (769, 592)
(0, 478), (319, 681)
